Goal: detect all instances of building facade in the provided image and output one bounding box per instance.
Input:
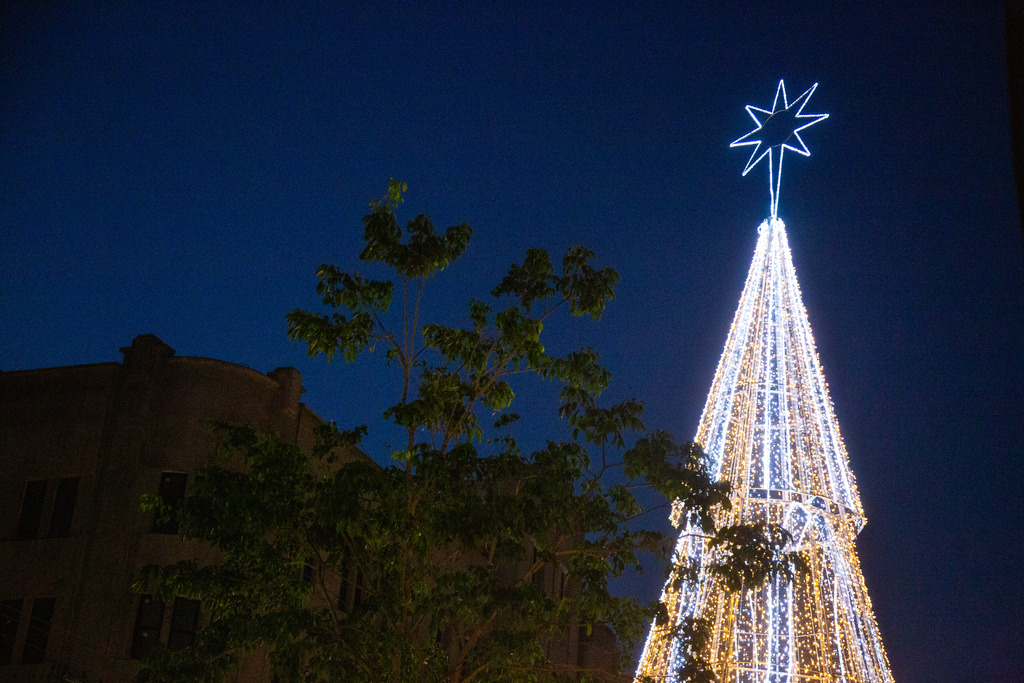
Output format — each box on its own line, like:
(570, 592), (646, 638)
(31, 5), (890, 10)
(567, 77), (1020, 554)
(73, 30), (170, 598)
(2, 334), (619, 682)
(0, 335), (331, 682)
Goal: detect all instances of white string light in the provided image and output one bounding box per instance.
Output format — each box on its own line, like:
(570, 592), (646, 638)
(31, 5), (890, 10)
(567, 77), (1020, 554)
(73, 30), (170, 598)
(730, 81), (828, 219)
(636, 83), (893, 682)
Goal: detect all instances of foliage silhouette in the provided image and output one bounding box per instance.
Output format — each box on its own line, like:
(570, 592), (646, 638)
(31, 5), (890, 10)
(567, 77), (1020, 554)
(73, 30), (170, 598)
(135, 180), (804, 683)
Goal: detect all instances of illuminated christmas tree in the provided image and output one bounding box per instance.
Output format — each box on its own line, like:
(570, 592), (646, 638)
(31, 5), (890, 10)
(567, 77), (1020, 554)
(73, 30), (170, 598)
(636, 81), (894, 682)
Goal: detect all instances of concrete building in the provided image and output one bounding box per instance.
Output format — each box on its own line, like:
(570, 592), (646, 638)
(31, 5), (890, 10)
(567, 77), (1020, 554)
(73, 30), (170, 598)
(0, 335), (329, 682)
(1, 334), (619, 682)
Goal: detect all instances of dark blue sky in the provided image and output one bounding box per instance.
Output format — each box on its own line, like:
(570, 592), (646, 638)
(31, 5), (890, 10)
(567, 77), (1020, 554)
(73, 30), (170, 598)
(2, 3), (1021, 680)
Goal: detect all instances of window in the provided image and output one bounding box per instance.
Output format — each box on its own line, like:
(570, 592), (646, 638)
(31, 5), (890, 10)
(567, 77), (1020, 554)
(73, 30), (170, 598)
(47, 477), (79, 538)
(130, 595), (164, 659)
(337, 568), (350, 611)
(335, 548), (365, 612)
(167, 598), (200, 651)
(531, 548), (546, 588)
(352, 568), (364, 609)
(337, 564), (365, 611)
(153, 472), (187, 534)
(21, 597), (55, 664)
(0, 599), (22, 665)
(15, 480), (47, 540)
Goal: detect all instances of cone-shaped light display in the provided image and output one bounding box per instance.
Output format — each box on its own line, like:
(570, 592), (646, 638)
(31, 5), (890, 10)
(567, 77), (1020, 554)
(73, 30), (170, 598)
(635, 82), (894, 682)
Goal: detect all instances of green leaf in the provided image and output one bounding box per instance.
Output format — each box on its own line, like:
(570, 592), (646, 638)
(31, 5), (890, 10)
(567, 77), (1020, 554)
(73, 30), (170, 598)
(133, 180), (768, 683)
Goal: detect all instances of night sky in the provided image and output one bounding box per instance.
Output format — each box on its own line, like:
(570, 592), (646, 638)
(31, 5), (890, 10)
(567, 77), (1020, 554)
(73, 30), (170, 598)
(2, 3), (1022, 681)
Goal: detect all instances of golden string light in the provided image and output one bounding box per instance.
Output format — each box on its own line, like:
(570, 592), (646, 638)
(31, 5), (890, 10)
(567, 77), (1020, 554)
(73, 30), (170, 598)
(638, 83), (892, 681)
(636, 217), (894, 682)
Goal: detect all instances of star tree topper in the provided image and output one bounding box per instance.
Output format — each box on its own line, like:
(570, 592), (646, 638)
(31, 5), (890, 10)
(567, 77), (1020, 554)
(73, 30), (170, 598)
(731, 80), (828, 219)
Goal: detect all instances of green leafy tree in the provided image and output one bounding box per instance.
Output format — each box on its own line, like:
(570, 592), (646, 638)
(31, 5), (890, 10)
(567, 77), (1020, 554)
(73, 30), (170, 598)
(135, 180), (804, 683)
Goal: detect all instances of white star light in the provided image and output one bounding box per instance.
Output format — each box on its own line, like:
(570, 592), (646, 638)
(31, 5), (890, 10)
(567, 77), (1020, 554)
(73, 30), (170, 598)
(731, 80), (828, 219)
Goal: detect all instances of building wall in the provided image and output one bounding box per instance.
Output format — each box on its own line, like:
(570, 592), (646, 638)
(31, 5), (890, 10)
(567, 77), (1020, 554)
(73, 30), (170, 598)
(0, 335), (331, 682)
(1, 334), (620, 681)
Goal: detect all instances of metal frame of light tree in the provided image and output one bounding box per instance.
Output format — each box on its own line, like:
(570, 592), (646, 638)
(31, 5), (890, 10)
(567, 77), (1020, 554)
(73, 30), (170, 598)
(635, 82), (894, 682)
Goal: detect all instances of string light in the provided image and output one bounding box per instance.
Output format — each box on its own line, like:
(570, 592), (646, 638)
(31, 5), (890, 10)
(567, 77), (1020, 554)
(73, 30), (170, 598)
(636, 219), (894, 682)
(637, 82), (892, 680)
(730, 81), (828, 220)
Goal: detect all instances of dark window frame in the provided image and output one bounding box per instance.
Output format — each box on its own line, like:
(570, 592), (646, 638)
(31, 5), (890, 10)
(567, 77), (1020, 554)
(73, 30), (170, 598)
(352, 568), (364, 609)
(0, 598), (23, 665)
(130, 594), (165, 659)
(15, 480), (48, 541)
(153, 472), (188, 534)
(21, 597), (55, 664)
(167, 598), (200, 651)
(337, 568), (351, 611)
(47, 477), (79, 538)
